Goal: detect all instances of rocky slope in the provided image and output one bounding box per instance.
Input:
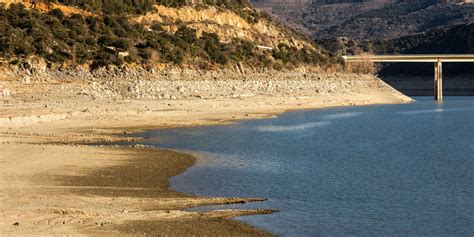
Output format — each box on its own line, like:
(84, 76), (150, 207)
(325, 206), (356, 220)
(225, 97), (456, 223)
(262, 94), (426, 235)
(133, 4), (313, 49)
(1, 60), (381, 102)
(317, 23), (474, 56)
(317, 23), (473, 75)
(0, 0), (331, 71)
(252, 0), (474, 40)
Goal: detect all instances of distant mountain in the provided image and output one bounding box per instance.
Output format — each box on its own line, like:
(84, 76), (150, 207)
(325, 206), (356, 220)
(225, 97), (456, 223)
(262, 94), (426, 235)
(252, 0), (474, 40)
(317, 23), (474, 54)
(316, 23), (474, 75)
(252, 0), (473, 95)
(375, 23), (474, 54)
(376, 23), (474, 75)
(0, 0), (333, 70)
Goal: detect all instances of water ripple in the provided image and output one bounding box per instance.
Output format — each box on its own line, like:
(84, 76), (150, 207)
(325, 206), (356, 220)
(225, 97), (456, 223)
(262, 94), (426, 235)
(256, 121), (331, 132)
(398, 108), (474, 115)
(322, 112), (364, 120)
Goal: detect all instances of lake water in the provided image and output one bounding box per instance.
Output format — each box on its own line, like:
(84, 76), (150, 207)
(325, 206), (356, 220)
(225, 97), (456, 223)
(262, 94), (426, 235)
(136, 97), (474, 236)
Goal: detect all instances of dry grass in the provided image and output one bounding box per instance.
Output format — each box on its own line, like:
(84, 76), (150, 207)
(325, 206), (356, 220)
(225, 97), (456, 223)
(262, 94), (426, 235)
(345, 53), (377, 74)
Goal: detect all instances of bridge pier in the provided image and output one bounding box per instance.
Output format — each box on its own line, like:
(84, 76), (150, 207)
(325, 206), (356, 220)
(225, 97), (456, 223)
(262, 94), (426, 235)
(343, 54), (474, 101)
(434, 60), (443, 101)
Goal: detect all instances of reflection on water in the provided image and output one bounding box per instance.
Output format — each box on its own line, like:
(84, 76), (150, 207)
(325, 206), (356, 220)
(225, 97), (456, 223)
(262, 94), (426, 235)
(136, 97), (474, 236)
(256, 121), (331, 132)
(398, 107), (474, 115)
(322, 111), (364, 120)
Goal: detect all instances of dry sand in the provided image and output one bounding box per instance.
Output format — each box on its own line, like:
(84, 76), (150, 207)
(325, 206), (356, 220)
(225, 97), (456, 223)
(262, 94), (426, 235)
(0, 75), (412, 236)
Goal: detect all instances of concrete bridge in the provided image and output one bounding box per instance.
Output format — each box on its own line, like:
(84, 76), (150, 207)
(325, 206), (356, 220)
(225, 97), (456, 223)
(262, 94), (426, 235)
(342, 55), (474, 101)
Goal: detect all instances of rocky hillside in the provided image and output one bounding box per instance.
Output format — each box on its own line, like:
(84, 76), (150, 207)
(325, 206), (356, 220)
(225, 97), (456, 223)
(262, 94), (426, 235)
(132, 4), (312, 49)
(316, 23), (474, 75)
(251, 0), (315, 35)
(254, 0), (473, 76)
(0, 0), (334, 71)
(252, 0), (474, 40)
(376, 23), (474, 76)
(317, 23), (474, 54)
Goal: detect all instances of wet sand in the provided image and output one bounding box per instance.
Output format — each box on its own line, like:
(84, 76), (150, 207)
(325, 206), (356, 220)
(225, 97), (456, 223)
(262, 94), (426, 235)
(0, 144), (275, 236)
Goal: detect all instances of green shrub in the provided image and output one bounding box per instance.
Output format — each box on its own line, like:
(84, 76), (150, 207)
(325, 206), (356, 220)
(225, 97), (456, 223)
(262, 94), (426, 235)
(138, 48), (153, 60)
(0, 2), (329, 69)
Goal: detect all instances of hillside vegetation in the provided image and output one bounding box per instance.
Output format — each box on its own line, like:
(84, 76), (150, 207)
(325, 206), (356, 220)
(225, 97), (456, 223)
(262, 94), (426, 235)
(0, 1), (333, 71)
(46, 0), (253, 14)
(376, 23), (474, 76)
(317, 23), (474, 54)
(320, 1), (474, 40)
(253, 0), (473, 40)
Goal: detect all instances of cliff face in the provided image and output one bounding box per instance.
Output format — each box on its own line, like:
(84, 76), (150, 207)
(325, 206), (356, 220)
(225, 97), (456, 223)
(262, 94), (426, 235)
(134, 5), (313, 49)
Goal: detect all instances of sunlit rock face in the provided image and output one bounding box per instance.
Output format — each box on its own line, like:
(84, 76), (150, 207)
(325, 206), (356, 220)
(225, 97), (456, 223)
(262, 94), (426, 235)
(0, 0), (26, 5)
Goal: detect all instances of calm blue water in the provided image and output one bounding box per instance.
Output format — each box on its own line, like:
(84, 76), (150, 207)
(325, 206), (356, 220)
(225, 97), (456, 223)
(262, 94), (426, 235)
(136, 97), (474, 236)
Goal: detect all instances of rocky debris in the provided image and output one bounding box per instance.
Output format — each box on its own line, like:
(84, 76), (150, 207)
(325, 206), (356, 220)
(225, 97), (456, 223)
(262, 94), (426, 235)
(21, 76), (31, 84)
(1, 89), (11, 97)
(84, 77), (361, 100)
(2, 63), (381, 101)
(0, 114), (69, 127)
(81, 72), (375, 100)
(21, 57), (48, 75)
(0, 81), (15, 97)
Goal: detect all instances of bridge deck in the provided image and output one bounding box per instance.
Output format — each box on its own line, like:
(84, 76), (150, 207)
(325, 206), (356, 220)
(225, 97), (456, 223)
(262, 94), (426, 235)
(342, 54), (474, 101)
(342, 55), (474, 63)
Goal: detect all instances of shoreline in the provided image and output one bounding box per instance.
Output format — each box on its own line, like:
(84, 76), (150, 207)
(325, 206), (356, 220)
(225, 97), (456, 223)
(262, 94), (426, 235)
(0, 72), (412, 235)
(0, 143), (276, 236)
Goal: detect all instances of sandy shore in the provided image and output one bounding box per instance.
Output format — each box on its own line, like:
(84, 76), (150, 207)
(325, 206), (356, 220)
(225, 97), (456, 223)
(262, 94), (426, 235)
(0, 73), (412, 235)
